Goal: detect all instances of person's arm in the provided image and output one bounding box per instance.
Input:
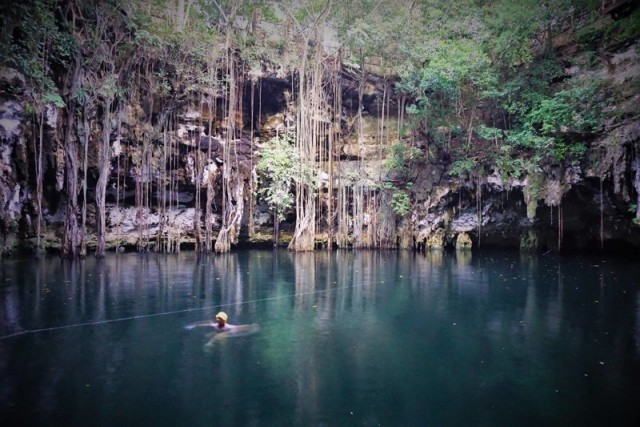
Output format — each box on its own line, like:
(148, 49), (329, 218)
(186, 321), (215, 329)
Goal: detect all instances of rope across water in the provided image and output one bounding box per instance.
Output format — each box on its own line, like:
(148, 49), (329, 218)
(0, 283), (360, 342)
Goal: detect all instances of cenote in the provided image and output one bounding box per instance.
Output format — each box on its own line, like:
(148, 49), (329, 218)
(1, 250), (639, 426)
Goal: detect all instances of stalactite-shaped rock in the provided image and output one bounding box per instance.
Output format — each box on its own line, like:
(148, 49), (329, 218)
(427, 228), (446, 250)
(455, 232), (472, 250)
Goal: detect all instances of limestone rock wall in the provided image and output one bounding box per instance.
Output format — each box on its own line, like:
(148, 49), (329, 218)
(1, 11), (640, 255)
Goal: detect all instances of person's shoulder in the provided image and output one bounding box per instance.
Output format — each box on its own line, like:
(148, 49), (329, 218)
(215, 324), (233, 331)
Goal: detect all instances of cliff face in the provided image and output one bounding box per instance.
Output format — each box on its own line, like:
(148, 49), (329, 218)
(407, 32), (640, 253)
(1, 6), (639, 255)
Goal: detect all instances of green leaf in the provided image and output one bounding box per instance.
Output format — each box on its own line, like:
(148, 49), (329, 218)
(42, 92), (65, 108)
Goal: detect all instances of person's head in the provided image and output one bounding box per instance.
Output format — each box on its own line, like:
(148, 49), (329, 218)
(215, 311), (228, 327)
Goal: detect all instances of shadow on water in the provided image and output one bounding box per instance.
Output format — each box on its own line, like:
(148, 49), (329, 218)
(0, 250), (639, 426)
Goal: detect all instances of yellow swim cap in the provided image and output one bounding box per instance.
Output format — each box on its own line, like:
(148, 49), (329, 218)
(215, 312), (228, 322)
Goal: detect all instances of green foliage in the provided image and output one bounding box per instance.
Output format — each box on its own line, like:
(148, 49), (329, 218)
(483, 0), (597, 70)
(495, 145), (542, 180)
(574, 17), (605, 51)
(0, 0), (73, 108)
(472, 0), (608, 178)
(497, 80), (606, 170)
(42, 92), (65, 108)
(476, 125), (501, 140)
(500, 58), (565, 117)
(386, 142), (424, 179)
(391, 190), (411, 217)
(482, 1), (608, 166)
(526, 86), (604, 136)
(397, 39), (496, 100)
(382, 182), (412, 217)
(260, 5), (280, 23)
(257, 133), (297, 221)
(480, 42), (607, 178)
(449, 158), (477, 178)
(482, 0), (547, 69)
(605, 7), (640, 44)
(256, 133), (317, 221)
(333, 1), (425, 80)
(395, 2), (497, 156)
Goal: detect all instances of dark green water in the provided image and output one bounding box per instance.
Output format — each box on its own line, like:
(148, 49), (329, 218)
(1, 250), (639, 426)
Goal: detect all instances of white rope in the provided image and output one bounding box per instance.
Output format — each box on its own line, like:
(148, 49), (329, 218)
(0, 283), (360, 341)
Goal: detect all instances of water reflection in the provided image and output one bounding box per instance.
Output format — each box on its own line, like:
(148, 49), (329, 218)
(0, 251), (639, 426)
(455, 249), (472, 266)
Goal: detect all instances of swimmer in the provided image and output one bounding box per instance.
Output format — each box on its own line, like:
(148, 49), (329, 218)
(213, 311), (234, 331)
(188, 311), (235, 332)
(186, 311), (260, 347)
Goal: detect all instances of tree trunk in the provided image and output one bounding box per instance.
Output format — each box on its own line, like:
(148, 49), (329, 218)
(95, 100), (112, 257)
(62, 111), (80, 258)
(61, 50), (83, 258)
(273, 211), (280, 248)
(80, 106), (91, 257)
(215, 25), (239, 253)
(35, 112), (44, 251)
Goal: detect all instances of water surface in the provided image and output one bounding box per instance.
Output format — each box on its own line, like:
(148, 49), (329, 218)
(1, 250), (639, 426)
